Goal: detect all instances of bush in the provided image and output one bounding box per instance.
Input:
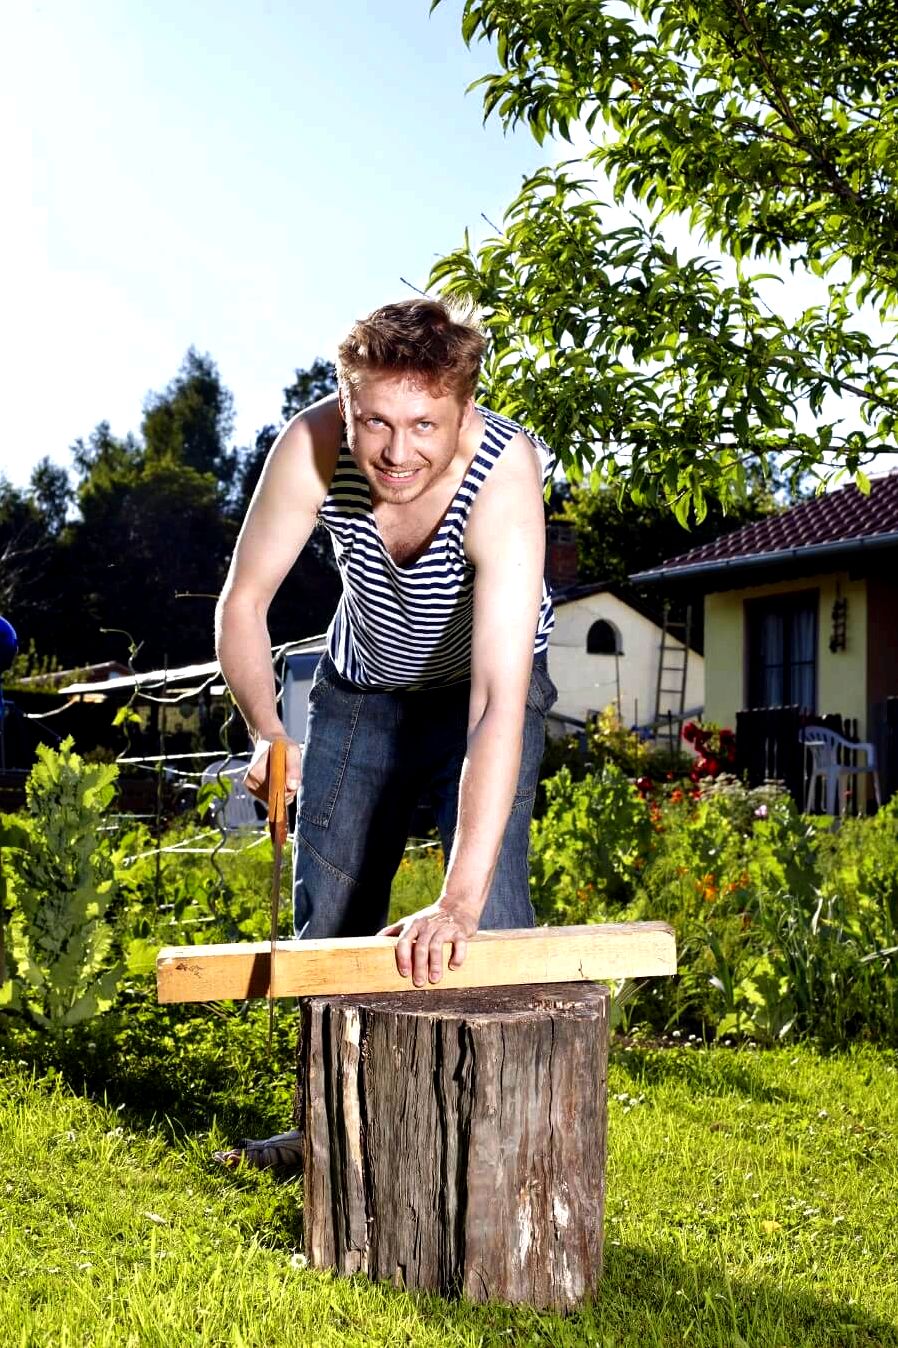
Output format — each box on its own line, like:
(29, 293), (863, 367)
(0, 740), (135, 1030)
(387, 844), (445, 923)
(527, 763), (898, 1048)
(530, 762), (651, 922)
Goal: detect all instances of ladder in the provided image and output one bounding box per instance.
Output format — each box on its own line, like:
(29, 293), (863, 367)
(654, 602), (692, 754)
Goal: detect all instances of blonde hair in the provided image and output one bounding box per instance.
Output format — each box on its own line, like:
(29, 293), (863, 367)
(336, 298), (485, 402)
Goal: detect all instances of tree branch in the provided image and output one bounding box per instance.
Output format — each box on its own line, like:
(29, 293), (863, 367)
(728, 0), (863, 207)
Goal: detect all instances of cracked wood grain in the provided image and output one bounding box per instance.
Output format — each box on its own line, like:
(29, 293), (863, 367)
(297, 982), (609, 1311)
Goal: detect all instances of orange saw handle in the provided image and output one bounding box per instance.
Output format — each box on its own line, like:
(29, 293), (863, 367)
(268, 738), (288, 846)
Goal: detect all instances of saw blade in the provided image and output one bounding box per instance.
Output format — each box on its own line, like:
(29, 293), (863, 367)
(267, 739), (288, 1049)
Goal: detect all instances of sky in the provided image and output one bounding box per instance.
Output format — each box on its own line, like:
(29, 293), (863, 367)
(7, 0), (545, 486)
(7, 0), (895, 489)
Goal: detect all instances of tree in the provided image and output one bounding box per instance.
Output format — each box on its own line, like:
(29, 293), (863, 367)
(430, 0), (898, 519)
(0, 478), (45, 614)
(29, 458), (72, 538)
(281, 357), (338, 422)
(142, 348), (237, 492)
(71, 421), (143, 494)
(11, 354), (341, 673)
(70, 460), (236, 668)
(53, 357), (242, 666)
(555, 481), (772, 590)
(555, 452), (810, 584)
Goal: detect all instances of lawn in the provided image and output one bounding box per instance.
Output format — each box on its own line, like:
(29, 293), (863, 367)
(3, 1031), (895, 1347)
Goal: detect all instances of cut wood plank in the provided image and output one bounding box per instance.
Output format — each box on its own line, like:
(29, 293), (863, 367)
(156, 920), (676, 1004)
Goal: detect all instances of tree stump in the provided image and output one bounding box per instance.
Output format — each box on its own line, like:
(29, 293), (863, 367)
(296, 982), (609, 1312)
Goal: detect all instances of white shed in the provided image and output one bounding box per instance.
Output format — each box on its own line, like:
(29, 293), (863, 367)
(546, 583), (704, 734)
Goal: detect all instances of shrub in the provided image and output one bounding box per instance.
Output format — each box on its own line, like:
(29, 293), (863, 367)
(528, 760), (898, 1047)
(530, 762), (651, 923)
(0, 740), (129, 1030)
(387, 844), (445, 923)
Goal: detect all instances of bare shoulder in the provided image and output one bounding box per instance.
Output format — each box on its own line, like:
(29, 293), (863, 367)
(224, 394), (344, 602)
(466, 428), (547, 563)
(270, 392), (343, 498)
(238, 392), (343, 540)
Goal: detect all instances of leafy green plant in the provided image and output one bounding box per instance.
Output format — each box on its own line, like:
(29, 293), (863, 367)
(526, 756), (897, 1046)
(0, 739), (126, 1030)
(585, 706), (651, 779)
(530, 762), (651, 922)
(431, 2), (898, 511)
(387, 844), (445, 923)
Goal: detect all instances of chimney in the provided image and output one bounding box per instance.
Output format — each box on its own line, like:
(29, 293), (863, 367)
(546, 523), (578, 590)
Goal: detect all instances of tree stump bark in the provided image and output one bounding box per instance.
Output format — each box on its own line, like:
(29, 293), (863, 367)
(295, 982), (609, 1312)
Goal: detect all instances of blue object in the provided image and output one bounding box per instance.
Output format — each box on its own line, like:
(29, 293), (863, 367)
(0, 616), (17, 674)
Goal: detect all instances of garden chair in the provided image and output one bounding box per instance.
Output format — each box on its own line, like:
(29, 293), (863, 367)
(200, 756), (265, 833)
(798, 726), (882, 816)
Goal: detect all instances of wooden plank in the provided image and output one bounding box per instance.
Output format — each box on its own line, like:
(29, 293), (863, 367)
(155, 921), (676, 1004)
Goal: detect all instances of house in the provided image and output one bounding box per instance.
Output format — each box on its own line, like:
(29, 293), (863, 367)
(631, 470), (898, 804)
(546, 581), (704, 737)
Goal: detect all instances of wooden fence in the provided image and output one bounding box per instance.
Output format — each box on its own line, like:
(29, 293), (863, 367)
(734, 705), (868, 813)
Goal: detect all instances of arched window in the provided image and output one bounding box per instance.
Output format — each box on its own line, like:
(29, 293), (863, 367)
(586, 619), (621, 655)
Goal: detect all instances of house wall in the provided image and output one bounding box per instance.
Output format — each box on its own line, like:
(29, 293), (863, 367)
(704, 570), (868, 733)
(866, 574), (898, 799)
(547, 592), (704, 729)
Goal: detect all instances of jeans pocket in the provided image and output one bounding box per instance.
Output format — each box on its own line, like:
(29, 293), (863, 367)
(525, 661), (559, 717)
(298, 674), (364, 829)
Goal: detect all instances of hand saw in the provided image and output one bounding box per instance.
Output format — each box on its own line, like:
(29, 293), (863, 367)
(267, 738), (288, 1049)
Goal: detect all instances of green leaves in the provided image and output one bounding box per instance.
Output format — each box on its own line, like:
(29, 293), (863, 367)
(1, 739), (125, 1033)
(431, 0), (898, 515)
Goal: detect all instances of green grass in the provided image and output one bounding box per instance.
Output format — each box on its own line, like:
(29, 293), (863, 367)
(2, 1035), (896, 1347)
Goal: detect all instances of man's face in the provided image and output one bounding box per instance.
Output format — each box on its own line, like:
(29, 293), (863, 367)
(342, 372), (472, 505)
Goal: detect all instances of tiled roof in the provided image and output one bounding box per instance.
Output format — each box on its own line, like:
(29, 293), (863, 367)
(635, 470), (898, 578)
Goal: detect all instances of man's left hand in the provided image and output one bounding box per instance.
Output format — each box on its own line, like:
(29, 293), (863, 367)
(377, 900), (480, 986)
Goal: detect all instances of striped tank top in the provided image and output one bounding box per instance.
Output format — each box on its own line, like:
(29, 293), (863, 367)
(318, 406), (556, 689)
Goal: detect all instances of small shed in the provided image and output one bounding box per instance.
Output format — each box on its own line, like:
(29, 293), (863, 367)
(547, 582), (704, 734)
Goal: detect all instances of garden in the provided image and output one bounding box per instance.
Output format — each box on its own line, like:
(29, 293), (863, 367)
(2, 735), (896, 1346)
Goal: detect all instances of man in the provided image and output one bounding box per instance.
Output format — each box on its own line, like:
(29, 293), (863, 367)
(214, 298), (557, 1169)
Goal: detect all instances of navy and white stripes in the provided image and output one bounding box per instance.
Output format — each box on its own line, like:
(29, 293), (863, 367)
(318, 407), (556, 689)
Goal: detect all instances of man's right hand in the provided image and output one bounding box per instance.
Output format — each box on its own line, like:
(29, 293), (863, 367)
(244, 736), (302, 807)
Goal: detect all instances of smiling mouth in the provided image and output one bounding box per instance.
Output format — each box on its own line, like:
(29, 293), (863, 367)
(375, 465), (421, 482)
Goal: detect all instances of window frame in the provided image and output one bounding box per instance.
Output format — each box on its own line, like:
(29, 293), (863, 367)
(744, 589), (819, 710)
(586, 619), (621, 656)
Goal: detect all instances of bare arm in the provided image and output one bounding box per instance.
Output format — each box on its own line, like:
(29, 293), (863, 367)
(215, 395), (342, 797)
(381, 430), (547, 980)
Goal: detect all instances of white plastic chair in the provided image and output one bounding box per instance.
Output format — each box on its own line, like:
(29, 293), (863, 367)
(798, 726), (882, 816)
(201, 756), (265, 833)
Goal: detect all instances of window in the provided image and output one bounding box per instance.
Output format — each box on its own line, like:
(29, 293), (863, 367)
(746, 592), (818, 709)
(586, 619), (621, 655)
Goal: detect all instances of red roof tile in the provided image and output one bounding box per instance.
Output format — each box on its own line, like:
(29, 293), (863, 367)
(644, 470), (898, 575)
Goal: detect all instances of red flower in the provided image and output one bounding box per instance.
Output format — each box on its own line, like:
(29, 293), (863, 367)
(682, 721), (698, 744)
(704, 756), (720, 776)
